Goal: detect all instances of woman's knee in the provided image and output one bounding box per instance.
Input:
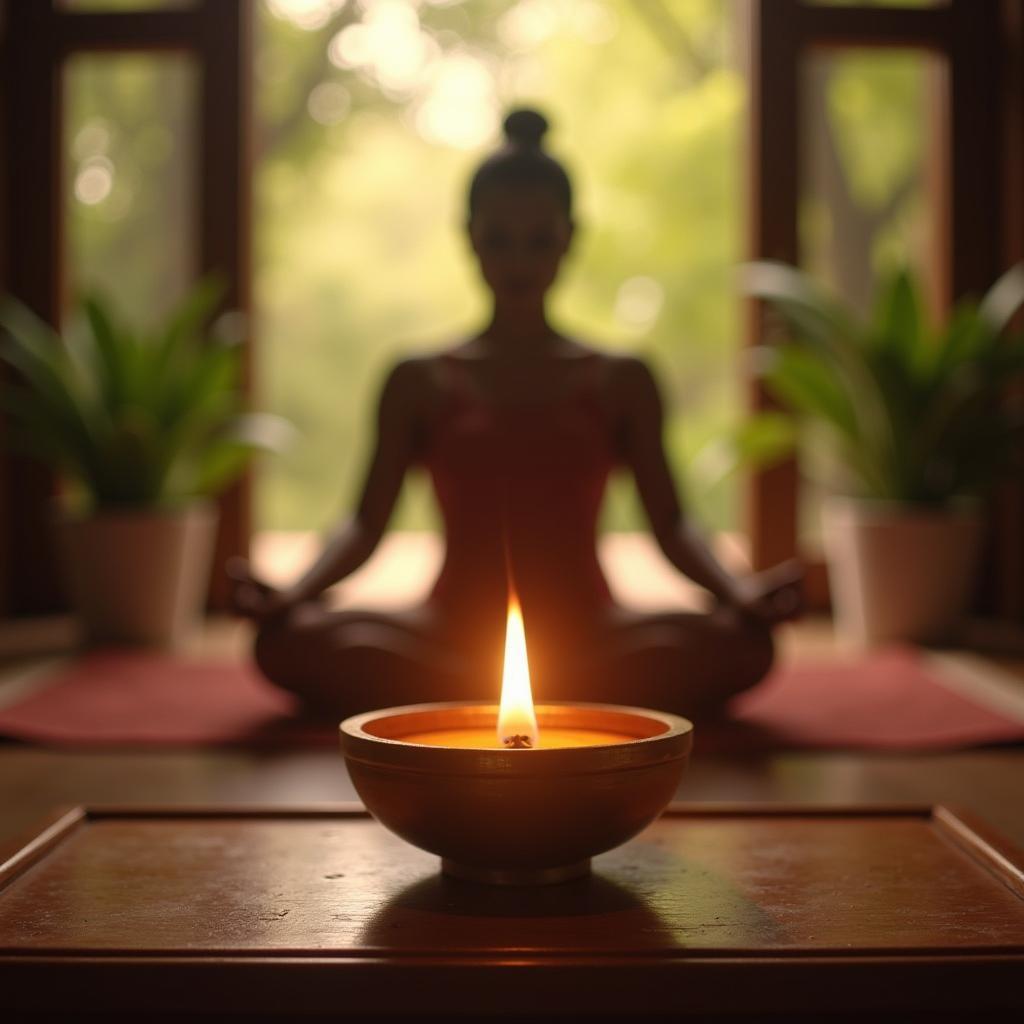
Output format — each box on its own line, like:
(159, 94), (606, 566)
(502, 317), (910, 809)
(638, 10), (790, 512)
(252, 605), (324, 685)
(252, 614), (293, 684)
(251, 608), (464, 710)
(718, 614), (775, 695)
(252, 614), (372, 715)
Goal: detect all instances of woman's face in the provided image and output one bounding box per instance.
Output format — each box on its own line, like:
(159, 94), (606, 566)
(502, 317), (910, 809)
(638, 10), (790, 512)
(468, 184), (574, 307)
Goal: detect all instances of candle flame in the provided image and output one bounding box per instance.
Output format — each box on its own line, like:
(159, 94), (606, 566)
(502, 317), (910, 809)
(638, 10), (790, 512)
(497, 591), (539, 749)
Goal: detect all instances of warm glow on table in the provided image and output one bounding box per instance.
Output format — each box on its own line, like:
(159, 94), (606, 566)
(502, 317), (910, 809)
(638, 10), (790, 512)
(398, 728), (636, 749)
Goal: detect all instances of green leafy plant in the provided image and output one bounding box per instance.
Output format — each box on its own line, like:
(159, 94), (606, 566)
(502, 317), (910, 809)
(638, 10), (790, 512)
(0, 281), (292, 510)
(740, 261), (1024, 505)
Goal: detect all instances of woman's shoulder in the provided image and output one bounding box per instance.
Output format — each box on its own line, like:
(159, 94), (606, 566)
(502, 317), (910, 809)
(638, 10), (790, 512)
(378, 345), (475, 414)
(374, 355), (446, 425)
(581, 349), (659, 391)
(382, 346), (461, 387)
(384, 338), (660, 389)
(554, 336), (655, 372)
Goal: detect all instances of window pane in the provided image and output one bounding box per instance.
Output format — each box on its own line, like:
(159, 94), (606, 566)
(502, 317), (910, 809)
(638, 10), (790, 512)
(255, 0), (746, 538)
(64, 54), (196, 328)
(798, 48), (940, 549)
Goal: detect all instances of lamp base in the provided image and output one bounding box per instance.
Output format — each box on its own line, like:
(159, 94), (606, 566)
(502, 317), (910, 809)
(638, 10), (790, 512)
(441, 858), (591, 886)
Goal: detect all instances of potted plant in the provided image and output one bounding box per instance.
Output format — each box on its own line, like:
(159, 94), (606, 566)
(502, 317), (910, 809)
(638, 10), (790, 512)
(743, 261), (1024, 646)
(0, 282), (290, 647)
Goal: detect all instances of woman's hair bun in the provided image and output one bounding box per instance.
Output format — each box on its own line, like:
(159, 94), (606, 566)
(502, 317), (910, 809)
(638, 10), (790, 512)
(503, 108), (549, 150)
(467, 106), (571, 217)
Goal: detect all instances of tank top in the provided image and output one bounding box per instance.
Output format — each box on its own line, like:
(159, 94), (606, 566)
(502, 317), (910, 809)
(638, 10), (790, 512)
(421, 351), (617, 658)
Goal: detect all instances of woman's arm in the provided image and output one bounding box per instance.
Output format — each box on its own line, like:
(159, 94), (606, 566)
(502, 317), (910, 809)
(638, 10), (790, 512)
(615, 356), (801, 621)
(231, 359), (427, 618)
(281, 358), (425, 602)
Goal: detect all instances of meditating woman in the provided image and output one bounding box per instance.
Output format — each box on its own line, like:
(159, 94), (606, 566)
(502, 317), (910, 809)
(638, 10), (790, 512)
(231, 108), (802, 719)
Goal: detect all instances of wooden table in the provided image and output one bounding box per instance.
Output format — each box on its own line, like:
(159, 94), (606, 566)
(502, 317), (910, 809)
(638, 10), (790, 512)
(2, 803), (1023, 1020)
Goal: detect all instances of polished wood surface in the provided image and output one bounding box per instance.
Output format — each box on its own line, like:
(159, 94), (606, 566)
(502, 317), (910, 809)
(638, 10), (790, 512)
(1, 804), (1022, 1017)
(4, 805), (1023, 954)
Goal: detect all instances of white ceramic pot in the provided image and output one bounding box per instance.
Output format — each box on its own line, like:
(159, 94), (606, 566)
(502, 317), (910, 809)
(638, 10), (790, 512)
(56, 501), (218, 648)
(822, 496), (983, 648)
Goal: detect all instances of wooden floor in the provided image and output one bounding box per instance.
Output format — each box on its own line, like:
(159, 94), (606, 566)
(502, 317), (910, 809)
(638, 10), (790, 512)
(2, 532), (1024, 858)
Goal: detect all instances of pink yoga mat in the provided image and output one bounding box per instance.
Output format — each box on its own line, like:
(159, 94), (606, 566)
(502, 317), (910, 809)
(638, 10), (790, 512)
(0, 647), (1021, 751)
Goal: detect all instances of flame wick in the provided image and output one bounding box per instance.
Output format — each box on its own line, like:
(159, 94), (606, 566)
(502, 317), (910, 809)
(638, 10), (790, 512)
(502, 734), (533, 749)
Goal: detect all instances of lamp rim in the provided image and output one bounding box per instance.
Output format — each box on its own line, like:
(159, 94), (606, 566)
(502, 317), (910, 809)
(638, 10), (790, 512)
(339, 700), (693, 776)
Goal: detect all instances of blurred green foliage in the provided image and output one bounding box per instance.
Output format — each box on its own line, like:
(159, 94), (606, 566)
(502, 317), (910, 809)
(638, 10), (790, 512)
(63, 0), (928, 538)
(0, 283), (291, 510)
(744, 261), (1024, 504)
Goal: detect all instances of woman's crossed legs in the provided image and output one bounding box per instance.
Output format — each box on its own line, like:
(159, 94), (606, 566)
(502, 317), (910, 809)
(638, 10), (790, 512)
(251, 600), (774, 721)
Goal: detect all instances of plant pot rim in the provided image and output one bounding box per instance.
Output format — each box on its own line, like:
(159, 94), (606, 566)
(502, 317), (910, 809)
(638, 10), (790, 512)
(52, 497), (217, 525)
(823, 494), (982, 520)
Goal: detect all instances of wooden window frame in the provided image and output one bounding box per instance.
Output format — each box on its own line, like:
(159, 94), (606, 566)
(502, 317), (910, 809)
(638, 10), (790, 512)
(0, 0), (251, 614)
(745, 0), (1017, 616)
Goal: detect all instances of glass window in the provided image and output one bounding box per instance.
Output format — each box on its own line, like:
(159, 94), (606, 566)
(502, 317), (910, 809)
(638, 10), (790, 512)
(64, 53), (197, 329)
(254, 0), (746, 541)
(797, 48), (940, 549)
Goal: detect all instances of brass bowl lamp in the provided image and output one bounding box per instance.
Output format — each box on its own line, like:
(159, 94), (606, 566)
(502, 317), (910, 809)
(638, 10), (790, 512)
(340, 701), (693, 886)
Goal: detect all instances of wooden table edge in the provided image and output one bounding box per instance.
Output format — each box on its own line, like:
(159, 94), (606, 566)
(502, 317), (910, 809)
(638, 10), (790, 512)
(1, 952), (1022, 1017)
(4, 800), (1024, 892)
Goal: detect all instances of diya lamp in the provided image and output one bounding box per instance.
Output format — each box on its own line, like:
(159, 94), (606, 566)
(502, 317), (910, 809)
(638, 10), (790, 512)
(340, 591), (693, 885)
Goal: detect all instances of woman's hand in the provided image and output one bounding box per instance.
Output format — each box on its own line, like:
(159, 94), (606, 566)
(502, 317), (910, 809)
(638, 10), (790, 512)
(226, 557), (300, 623)
(728, 559), (805, 626)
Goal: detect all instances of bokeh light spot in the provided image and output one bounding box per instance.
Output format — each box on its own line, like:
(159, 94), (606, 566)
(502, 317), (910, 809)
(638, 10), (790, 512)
(308, 81), (352, 124)
(72, 118), (112, 162)
(413, 53), (498, 149)
(266, 0), (349, 32)
(74, 157), (114, 205)
(614, 276), (665, 329)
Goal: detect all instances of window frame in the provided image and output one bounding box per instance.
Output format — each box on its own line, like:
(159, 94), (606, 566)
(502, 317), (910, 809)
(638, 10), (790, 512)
(744, 0), (1014, 613)
(0, 0), (251, 613)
